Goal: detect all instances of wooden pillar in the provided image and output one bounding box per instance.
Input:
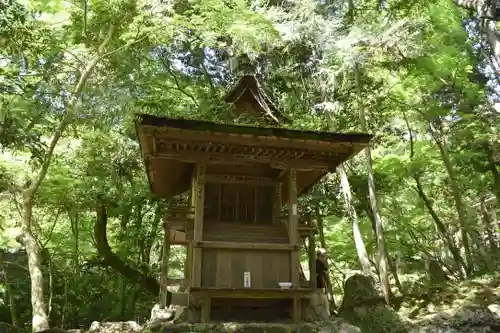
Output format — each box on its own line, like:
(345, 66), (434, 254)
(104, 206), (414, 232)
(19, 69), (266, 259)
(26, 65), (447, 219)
(159, 220), (171, 308)
(308, 229), (317, 290)
(184, 244), (192, 289)
(191, 163), (206, 288)
(288, 169), (299, 288)
(292, 298), (301, 323)
(273, 183), (282, 225)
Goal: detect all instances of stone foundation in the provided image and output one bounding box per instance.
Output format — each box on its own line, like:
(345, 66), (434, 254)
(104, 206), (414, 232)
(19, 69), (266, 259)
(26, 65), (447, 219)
(146, 321), (361, 333)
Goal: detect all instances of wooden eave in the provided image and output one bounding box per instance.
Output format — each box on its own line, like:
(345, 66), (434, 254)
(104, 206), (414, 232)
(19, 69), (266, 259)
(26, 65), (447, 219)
(136, 114), (372, 200)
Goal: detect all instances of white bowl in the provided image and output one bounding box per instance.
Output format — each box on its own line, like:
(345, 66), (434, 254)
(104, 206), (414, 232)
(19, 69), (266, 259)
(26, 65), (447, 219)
(279, 282), (292, 289)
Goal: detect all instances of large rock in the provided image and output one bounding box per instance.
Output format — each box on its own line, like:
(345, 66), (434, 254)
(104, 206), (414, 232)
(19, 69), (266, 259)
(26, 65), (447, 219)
(338, 274), (409, 333)
(411, 304), (500, 333)
(487, 304), (500, 318)
(0, 322), (20, 333)
(88, 321), (142, 333)
(147, 304), (176, 329)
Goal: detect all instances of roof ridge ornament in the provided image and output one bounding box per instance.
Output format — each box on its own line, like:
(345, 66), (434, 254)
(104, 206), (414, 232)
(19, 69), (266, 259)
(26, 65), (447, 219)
(224, 75), (289, 126)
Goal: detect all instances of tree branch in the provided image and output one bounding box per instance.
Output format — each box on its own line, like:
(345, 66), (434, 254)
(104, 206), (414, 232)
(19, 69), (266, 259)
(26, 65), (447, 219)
(25, 26), (148, 199)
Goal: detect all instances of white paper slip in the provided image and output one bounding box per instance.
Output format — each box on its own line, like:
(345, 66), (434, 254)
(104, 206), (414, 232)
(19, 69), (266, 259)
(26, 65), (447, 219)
(243, 271), (251, 288)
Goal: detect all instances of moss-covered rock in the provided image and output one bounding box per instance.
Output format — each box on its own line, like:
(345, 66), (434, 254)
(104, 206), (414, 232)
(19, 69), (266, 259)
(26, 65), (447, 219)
(0, 322), (20, 333)
(338, 274), (409, 333)
(411, 303), (500, 332)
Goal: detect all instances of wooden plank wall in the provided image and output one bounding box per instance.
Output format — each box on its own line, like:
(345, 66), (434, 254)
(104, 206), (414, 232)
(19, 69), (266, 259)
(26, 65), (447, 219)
(203, 222), (288, 244)
(201, 249), (291, 288)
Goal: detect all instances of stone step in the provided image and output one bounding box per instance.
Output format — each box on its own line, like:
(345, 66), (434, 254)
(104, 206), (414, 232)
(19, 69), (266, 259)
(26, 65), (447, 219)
(151, 322), (317, 333)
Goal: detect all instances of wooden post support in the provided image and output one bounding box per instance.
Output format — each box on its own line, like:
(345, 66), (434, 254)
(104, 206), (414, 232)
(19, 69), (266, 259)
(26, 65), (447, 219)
(201, 297), (211, 322)
(288, 169), (300, 288)
(273, 183), (282, 225)
(159, 218), (171, 308)
(184, 244), (191, 289)
(191, 164), (206, 288)
(292, 298), (301, 323)
(308, 229), (317, 291)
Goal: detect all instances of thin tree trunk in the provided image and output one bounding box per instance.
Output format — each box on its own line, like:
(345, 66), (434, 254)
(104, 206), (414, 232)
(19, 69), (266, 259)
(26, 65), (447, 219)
(61, 276), (68, 328)
(346, 0), (391, 304)
(480, 196), (498, 253)
(414, 176), (467, 276)
(46, 250), (53, 319)
(401, 110), (467, 277)
(315, 209), (336, 310)
(336, 164), (371, 275)
(20, 196), (49, 332)
(354, 66), (392, 305)
(386, 249), (404, 294)
(366, 209), (403, 294)
(69, 212), (80, 323)
(0, 252), (18, 327)
(484, 143), (500, 204)
(428, 121), (489, 271)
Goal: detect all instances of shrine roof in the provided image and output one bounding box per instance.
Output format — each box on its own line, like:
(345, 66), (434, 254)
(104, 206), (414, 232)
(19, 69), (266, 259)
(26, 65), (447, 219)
(137, 114), (371, 145)
(135, 114), (372, 199)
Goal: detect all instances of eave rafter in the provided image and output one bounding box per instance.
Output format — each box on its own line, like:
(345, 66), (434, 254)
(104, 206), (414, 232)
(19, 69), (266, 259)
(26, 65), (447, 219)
(146, 141), (352, 172)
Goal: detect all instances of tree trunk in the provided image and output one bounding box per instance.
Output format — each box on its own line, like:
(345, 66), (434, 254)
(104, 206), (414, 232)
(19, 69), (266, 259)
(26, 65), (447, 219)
(336, 164), (372, 275)
(21, 195), (49, 332)
(414, 175), (467, 276)
(401, 106), (467, 277)
(69, 212), (79, 323)
(455, 0), (500, 71)
(480, 196), (499, 253)
(94, 199), (170, 304)
(484, 143), (500, 204)
(0, 252), (19, 327)
(428, 121), (489, 271)
(346, 0), (391, 303)
(17, 23), (126, 331)
(354, 66), (392, 305)
(386, 248), (404, 294)
(315, 209), (337, 310)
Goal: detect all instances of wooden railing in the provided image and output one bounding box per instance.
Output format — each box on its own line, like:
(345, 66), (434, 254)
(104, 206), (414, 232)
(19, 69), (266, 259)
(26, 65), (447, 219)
(164, 205), (193, 231)
(278, 214), (317, 238)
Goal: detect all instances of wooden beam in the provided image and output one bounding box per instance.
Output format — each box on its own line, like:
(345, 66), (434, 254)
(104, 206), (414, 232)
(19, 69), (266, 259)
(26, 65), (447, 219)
(273, 183), (282, 225)
(205, 173), (280, 186)
(201, 297), (211, 323)
(193, 241), (298, 251)
(171, 240), (190, 245)
(184, 244), (192, 289)
(152, 150), (331, 171)
(292, 298), (301, 323)
(288, 169), (300, 288)
(190, 288), (312, 299)
(191, 164), (206, 288)
(163, 218), (191, 231)
(166, 278), (184, 285)
(159, 222), (171, 308)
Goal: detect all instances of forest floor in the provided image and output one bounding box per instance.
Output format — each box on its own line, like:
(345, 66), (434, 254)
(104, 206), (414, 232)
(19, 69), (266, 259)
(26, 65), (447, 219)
(397, 273), (500, 323)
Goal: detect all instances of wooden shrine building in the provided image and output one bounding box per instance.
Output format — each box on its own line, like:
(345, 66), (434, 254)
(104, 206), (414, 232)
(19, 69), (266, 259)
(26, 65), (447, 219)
(135, 76), (372, 323)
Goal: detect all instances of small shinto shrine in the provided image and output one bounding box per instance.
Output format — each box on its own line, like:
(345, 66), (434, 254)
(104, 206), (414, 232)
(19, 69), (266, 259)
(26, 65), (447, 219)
(135, 76), (372, 323)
